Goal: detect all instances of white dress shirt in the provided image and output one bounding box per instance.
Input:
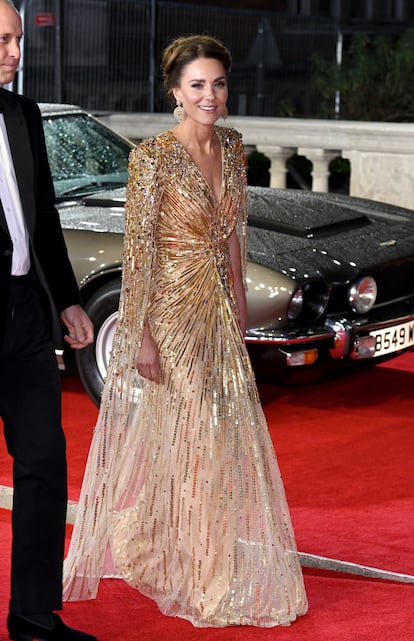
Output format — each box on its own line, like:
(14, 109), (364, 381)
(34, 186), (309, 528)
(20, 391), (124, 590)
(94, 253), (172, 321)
(0, 113), (30, 275)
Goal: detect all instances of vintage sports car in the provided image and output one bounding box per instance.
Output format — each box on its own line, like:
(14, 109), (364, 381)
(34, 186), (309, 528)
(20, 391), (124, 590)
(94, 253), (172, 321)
(40, 103), (414, 405)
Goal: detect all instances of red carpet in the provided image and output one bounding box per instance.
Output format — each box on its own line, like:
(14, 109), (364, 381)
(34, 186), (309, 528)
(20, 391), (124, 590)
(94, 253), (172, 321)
(1, 353), (414, 640)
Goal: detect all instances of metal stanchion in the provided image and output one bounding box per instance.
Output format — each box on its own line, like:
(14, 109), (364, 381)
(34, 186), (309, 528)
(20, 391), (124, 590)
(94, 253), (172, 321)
(299, 552), (414, 584)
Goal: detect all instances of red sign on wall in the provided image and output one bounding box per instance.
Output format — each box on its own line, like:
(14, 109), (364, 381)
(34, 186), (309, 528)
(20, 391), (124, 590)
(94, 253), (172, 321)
(35, 13), (56, 27)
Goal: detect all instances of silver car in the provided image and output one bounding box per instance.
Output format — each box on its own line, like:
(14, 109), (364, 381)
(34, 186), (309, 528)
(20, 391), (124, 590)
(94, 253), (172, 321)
(41, 104), (414, 405)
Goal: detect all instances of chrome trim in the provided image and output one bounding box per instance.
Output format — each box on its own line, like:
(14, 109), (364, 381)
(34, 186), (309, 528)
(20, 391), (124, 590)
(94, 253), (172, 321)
(326, 319), (351, 359)
(373, 294), (414, 310)
(287, 286), (304, 320)
(245, 327), (335, 346)
(352, 313), (414, 334)
(246, 312), (414, 349)
(78, 265), (122, 288)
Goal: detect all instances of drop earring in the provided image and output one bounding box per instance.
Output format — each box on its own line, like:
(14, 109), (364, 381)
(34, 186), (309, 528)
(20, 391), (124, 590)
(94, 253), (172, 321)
(173, 100), (185, 122)
(222, 106), (228, 120)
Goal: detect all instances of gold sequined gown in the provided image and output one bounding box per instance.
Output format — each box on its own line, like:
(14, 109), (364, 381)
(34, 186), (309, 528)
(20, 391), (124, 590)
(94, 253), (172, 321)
(63, 127), (308, 627)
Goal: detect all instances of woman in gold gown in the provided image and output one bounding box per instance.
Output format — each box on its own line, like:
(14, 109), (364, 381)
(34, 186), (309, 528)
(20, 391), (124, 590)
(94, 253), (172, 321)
(63, 35), (308, 628)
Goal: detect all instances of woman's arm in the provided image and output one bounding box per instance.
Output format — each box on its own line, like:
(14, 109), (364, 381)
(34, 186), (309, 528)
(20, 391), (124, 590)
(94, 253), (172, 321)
(120, 141), (163, 384)
(228, 228), (247, 336)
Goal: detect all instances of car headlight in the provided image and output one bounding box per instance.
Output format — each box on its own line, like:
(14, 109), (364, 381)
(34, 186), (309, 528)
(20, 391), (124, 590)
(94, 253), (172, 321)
(348, 276), (377, 313)
(288, 286), (304, 320)
(301, 280), (329, 322)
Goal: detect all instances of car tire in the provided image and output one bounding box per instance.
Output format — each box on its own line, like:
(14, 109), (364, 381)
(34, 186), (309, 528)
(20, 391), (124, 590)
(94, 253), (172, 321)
(75, 279), (121, 406)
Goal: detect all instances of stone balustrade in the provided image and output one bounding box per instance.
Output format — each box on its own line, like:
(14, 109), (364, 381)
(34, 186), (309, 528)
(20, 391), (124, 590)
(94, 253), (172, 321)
(98, 112), (414, 210)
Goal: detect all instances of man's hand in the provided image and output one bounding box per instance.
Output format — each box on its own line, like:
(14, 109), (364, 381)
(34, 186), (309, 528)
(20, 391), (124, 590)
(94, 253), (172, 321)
(61, 304), (94, 350)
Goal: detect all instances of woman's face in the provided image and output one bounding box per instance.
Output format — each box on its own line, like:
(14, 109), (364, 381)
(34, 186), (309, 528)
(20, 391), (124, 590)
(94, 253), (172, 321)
(173, 56), (228, 125)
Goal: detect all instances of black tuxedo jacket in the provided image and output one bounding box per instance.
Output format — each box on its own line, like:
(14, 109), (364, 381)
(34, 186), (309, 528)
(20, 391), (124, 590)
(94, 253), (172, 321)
(0, 88), (81, 347)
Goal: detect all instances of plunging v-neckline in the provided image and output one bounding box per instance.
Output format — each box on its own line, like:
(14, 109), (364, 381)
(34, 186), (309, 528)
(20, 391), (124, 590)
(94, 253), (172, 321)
(168, 128), (224, 205)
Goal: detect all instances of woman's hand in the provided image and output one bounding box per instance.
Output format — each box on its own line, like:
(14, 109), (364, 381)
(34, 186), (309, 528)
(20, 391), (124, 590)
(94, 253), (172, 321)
(136, 323), (162, 383)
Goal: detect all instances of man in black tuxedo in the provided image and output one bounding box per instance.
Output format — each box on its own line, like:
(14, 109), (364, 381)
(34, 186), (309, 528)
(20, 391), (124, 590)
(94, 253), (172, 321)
(0, 1), (97, 639)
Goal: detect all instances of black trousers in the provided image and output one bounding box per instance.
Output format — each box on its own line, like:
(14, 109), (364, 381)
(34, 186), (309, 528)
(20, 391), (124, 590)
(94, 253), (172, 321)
(0, 276), (67, 615)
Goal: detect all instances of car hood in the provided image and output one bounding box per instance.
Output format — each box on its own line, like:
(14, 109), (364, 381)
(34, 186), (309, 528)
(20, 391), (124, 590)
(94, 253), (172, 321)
(247, 187), (414, 283)
(58, 187), (126, 234)
(58, 186), (414, 285)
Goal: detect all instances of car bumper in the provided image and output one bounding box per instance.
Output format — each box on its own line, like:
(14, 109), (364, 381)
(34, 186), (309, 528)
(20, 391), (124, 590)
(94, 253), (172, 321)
(245, 311), (414, 367)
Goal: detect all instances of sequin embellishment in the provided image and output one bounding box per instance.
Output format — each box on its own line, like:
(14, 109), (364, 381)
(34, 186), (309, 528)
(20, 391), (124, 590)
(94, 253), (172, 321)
(63, 126), (307, 627)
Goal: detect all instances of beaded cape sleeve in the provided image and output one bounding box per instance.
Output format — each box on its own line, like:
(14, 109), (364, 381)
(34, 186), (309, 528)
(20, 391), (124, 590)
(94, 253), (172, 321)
(63, 138), (164, 599)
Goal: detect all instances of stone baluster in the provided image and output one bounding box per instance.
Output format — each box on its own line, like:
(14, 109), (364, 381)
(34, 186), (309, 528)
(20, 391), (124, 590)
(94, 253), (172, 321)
(298, 148), (341, 192)
(256, 145), (295, 189)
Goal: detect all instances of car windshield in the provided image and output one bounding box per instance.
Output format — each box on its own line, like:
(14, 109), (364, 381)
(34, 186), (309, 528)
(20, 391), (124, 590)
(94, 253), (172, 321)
(42, 113), (131, 199)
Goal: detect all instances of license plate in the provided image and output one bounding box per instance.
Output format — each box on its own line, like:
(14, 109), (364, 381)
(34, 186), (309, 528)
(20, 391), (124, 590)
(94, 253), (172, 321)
(369, 321), (414, 357)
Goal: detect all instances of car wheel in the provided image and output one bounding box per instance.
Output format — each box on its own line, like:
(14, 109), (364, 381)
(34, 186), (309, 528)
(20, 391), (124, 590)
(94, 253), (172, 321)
(75, 279), (121, 406)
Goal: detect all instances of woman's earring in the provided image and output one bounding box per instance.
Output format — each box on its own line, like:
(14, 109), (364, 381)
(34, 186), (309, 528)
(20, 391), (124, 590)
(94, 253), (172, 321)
(222, 106), (228, 120)
(173, 100), (185, 122)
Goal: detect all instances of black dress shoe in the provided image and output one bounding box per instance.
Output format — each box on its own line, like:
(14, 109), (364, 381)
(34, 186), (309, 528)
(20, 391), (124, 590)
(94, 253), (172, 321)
(7, 613), (98, 641)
